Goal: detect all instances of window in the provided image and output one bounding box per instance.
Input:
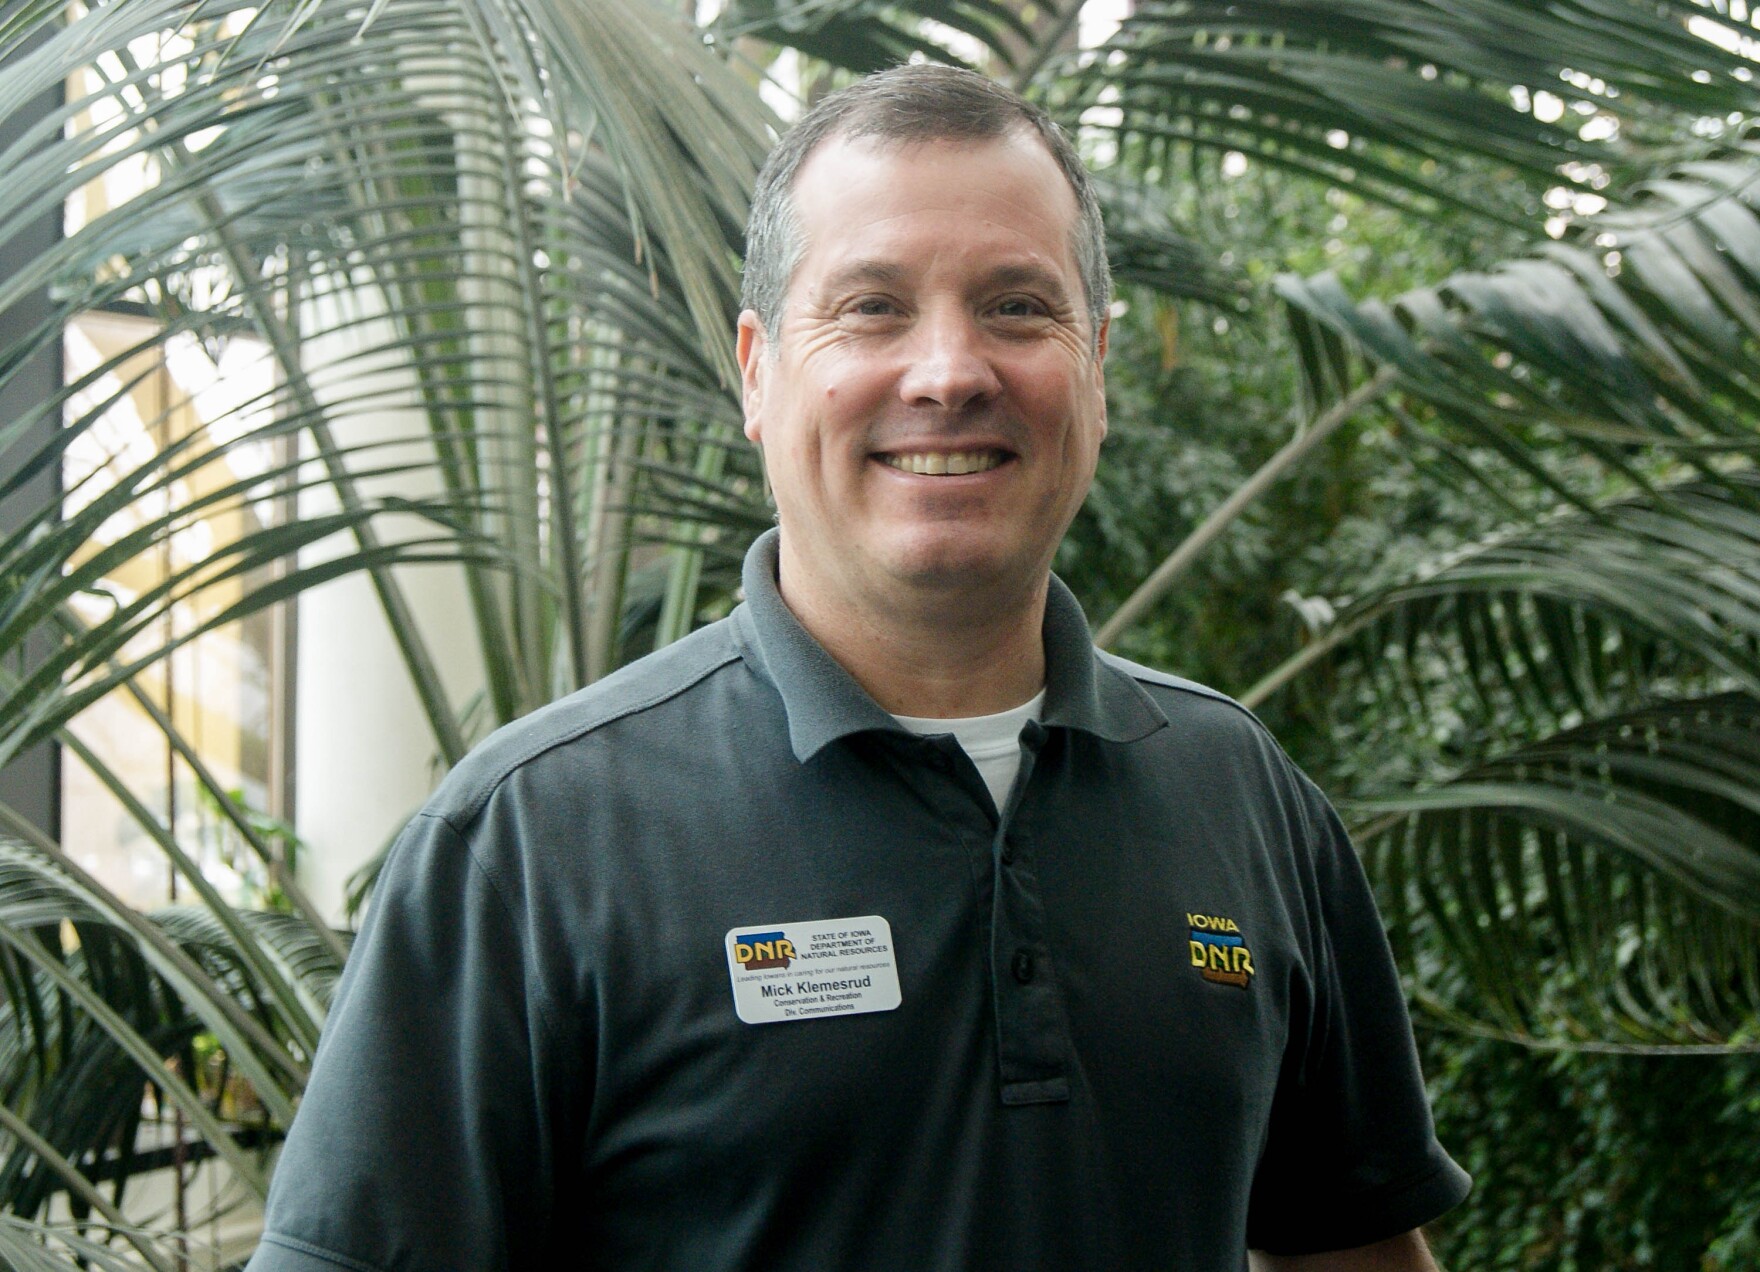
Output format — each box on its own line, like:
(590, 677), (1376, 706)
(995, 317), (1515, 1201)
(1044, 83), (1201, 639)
(52, 11), (295, 911)
(60, 310), (291, 910)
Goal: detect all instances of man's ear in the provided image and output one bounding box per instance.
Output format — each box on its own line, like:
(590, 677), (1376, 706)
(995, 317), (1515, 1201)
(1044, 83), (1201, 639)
(736, 310), (767, 443)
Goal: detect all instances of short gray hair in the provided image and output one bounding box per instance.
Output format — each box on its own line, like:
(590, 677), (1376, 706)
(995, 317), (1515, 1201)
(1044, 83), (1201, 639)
(741, 63), (1111, 353)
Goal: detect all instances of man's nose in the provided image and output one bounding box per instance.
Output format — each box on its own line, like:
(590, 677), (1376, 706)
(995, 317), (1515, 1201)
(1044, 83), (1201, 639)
(897, 308), (1001, 409)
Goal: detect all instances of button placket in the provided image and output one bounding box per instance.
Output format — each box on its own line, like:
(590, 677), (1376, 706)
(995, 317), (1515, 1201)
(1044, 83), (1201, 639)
(988, 746), (1071, 1105)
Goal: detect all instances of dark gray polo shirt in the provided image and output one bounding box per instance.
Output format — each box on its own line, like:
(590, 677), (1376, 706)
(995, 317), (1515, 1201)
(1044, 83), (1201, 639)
(250, 529), (1468, 1272)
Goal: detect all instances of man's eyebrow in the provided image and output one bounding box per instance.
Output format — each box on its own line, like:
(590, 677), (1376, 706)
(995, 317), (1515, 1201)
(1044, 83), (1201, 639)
(983, 263), (1075, 305)
(806, 259), (1076, 306)
(812, 260), (909, 297)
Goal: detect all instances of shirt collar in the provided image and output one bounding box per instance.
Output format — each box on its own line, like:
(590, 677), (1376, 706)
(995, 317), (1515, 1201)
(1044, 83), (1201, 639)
(732, 528), (1167, 762)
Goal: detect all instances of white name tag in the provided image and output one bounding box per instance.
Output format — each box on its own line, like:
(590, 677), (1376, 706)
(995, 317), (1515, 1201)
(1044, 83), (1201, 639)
(725, 914), (902, 1025)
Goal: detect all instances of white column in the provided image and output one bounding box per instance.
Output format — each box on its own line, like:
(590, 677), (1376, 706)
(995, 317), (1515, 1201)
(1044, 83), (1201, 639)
(291, 286), (486, 926)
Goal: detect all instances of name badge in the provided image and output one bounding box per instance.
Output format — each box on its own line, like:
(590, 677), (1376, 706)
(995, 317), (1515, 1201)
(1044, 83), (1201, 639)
(725, 914), (903, 1025)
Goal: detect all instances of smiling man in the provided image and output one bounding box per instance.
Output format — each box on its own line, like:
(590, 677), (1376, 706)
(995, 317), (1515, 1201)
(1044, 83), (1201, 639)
(249, 65), (1469, 1272)
(738, 124), (1106, 722)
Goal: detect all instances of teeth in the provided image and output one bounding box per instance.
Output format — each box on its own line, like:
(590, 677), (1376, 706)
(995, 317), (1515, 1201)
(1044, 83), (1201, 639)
(883, 450), (1004, 476)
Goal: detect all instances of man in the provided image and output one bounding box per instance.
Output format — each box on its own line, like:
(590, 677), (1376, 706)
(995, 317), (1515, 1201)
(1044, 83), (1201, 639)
(249, 65), (1469, 1272)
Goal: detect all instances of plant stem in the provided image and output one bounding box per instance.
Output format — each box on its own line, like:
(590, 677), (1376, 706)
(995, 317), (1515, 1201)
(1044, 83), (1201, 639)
(1095, 365), (1398, 648)
(1237, 611), (1375, 709)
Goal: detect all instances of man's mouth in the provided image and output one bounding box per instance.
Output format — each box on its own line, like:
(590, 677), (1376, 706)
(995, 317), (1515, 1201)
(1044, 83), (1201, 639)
(879, 449), (1008, 476)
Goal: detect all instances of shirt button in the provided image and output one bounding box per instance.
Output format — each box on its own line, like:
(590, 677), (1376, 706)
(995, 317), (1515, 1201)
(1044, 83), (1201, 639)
(1012, 948), (1035, 984)
(926, 749), (954, 774)
(1000, 839), (1016, 865)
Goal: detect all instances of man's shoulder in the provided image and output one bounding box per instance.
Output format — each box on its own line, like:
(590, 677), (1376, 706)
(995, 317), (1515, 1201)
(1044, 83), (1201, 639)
(1096, 650), (1340, 849)
(1095, 649), (1315, 782)
(425, 616), (749, 828)
(1097, 649), (1263, 728)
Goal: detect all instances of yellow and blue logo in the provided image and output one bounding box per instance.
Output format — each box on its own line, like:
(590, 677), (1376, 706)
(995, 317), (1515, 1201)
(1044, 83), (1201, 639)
(733, 930), (796, 970)
(1188, 912), (1254, 988)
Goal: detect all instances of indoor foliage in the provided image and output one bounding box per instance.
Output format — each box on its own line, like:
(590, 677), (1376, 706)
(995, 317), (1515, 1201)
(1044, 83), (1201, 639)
(2, 0), (1759, 1263)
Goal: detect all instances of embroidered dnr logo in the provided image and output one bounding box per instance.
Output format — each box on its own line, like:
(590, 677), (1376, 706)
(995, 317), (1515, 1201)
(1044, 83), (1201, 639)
(1188, 913), (1255, 988)
(732, 931), (796, 970)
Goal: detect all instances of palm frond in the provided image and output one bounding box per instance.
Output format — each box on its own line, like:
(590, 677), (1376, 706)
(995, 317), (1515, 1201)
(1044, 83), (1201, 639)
(1089, 1), (1760, 223)
(1092, 171), (1249, 307)
(1274, 133), (1760, 484)
(0, 836), (280, 1207)
(0, 1215), (176, 1272)
(1355, 693), (1760, 1051)
(711, 0), (1044, 72)
(1244, 475), (1760, 1047)
(2, 0), (771, 752)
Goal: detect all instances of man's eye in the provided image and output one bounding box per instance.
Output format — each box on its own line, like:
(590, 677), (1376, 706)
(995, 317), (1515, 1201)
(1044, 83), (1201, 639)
(850, 297), (898, 317)
(994, 297), (1046, 318)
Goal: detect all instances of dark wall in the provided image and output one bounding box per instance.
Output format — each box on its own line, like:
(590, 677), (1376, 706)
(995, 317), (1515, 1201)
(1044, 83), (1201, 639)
(0, 36), (63, 840)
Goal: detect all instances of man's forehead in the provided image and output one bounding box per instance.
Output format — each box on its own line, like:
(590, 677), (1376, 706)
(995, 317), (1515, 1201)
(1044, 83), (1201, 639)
(786, 131), (1080, 256)
(793, 126), (1061, 189)
(760, 128), (1091, 337)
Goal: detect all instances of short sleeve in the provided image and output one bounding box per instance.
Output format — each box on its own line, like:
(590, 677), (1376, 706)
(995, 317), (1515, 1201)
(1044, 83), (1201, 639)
(1245, 782), (1471, 1254)
(247, 811), (565, 1272)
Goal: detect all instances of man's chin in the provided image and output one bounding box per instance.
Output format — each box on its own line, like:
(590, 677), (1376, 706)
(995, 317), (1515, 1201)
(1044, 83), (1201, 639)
(880, 545), (1040, 606)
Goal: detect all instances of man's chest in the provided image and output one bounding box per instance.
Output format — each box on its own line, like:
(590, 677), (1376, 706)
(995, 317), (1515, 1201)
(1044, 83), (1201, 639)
(526, 734), (1310, 1266)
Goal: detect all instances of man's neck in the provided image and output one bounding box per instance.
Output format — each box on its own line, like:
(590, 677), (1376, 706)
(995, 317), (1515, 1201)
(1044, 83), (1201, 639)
(774, 556), (1049, 719)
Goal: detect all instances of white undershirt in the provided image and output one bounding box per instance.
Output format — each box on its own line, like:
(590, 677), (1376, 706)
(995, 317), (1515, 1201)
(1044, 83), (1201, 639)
(892, 689), (1047, 813)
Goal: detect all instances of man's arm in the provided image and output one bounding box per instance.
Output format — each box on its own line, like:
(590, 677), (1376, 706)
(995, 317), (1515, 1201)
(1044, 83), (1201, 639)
(248, 809), (562, 1271)
(1250, 1228), (1439, 1271)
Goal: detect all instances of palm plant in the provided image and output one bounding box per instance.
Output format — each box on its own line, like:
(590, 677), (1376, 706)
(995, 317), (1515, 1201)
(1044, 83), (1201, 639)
(2, 0), (772, 1256)
(2, 0), (1760, 1263)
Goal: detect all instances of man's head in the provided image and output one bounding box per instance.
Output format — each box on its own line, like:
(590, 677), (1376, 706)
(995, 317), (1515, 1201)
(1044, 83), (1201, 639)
(741, 64), (1111, 354)
(736, 64), (1111, 639)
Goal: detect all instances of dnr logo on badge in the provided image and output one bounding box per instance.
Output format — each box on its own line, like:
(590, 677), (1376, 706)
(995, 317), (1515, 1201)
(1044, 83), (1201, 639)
(732, 930), (796, 970)
(1188, 913), (1254, 988)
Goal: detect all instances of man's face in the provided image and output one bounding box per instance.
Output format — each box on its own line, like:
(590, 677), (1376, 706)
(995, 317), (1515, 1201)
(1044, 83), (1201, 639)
(737, 130), (1108, 621)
